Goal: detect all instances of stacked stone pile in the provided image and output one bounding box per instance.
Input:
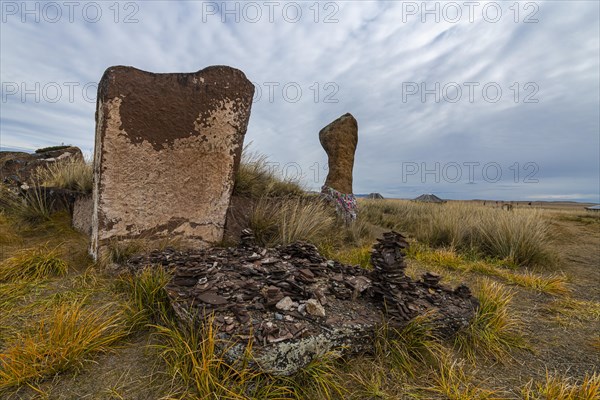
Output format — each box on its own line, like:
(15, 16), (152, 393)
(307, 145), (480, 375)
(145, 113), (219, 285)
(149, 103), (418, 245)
(127, 230), (477, 375)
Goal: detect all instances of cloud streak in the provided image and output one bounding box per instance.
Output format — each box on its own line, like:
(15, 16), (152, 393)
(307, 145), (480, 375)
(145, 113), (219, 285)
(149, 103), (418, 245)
(1, 0), (598, 201)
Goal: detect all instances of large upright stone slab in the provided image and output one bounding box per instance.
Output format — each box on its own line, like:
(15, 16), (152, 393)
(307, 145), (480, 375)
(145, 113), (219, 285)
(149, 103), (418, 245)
(319, 113), (358, 194)
(319, 113), (358, 222)
(91, 66), (254, 259)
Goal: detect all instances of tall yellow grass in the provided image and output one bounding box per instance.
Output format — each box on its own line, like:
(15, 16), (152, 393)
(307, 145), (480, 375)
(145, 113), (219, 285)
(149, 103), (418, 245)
(34, 157), (93, 193)
(0, 301), (132, 390)
(0, 245), (67, 282)
(234, 146), (304, 198)
(361, 200), (555, 267)
(249, 197), (336, 246)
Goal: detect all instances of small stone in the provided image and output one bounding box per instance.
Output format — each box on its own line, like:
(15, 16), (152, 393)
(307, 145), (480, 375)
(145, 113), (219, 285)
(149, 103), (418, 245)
(305, 299), (326, 317)
(276, 296), (294, 311)
(297, 303), (307, 316)
(274, 312), (284, 320)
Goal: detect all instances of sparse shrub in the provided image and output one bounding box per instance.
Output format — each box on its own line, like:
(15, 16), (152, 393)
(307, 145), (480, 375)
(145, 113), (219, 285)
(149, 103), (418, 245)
(455, 279), (526, 359)
(0, 244), (67, 282)
(249, 196), (336, 247)
(34, 157), (93, 193)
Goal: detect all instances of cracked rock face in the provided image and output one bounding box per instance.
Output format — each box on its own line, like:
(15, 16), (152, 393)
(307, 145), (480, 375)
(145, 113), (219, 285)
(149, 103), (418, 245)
(319, 113), (358, 195)
(91, 66), (255, 259)
(127, 230), (478, 376)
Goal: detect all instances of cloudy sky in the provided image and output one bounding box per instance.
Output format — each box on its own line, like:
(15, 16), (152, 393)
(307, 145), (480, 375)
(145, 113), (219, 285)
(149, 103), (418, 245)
(1, 1), (599, 201)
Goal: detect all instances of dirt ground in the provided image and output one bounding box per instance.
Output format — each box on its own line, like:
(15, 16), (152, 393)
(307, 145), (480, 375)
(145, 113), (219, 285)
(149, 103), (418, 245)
(476, 214), (599, 397)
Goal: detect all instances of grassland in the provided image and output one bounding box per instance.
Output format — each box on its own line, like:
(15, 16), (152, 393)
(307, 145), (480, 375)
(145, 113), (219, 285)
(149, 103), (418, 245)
(0, 157), (598, 398)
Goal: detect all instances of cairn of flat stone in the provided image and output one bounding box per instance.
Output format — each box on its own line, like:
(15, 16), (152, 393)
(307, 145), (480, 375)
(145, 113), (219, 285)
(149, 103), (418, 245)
(126, 230), (478, 375)
(369, 231), (420, 321)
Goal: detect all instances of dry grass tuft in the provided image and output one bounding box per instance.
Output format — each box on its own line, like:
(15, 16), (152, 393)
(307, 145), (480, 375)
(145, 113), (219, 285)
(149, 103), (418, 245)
(0, 244), (67, 282)
(376, 313), (444, 377)
(522, 371), (599, 400)
(0, 300), (133, 390)
(426, 359), (498, 399)
(455, 279), (526, 359)
(34, 157), (93, 194)
(152, 317), (295, 399)
(234, 146), (304, 198)
(249, 196), (336, 247)
(117, 267), (172, 325)
(477, 210), (555, 267)
(0, 184), (53, 224)
(544, 298), (600, 326)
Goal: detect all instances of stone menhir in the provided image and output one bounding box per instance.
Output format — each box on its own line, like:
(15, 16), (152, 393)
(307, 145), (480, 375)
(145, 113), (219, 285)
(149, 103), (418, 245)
(91, 66), (254, 260)
(319, 113), (358, 221)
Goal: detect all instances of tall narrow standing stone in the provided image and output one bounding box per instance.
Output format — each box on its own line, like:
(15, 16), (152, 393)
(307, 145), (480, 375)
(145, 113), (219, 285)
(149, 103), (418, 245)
(319, 113), (358, 221)
(91, 66), (254, 260)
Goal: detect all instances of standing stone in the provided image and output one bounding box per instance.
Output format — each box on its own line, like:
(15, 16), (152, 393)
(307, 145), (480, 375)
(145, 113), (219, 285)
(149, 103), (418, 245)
(91, 66), (254, 260)
(319, 113), (358, 221)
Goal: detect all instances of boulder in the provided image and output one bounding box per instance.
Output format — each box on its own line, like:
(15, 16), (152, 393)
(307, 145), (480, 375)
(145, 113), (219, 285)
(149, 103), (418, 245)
(127, 230), (477, 376)
(0, 146), (83, 187)
(91, 66), (255, 259)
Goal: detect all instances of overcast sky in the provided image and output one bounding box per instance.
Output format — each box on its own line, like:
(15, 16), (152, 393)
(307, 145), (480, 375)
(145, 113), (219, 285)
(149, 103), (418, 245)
(1, 1), (598, 201)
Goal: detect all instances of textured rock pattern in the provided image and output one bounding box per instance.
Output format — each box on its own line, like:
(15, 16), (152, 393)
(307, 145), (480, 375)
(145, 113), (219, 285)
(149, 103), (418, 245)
(127, 230), (477, 375)
(319, 113), (358, 195)
(91, 66), (254, 259)
(72, 194), (93, 235)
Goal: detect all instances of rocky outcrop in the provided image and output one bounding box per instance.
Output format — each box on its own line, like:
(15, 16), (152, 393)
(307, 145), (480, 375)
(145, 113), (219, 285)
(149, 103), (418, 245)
(127, 230), (477, 375)
(0, 146), (83, 187)
(91, 66), (255, 260)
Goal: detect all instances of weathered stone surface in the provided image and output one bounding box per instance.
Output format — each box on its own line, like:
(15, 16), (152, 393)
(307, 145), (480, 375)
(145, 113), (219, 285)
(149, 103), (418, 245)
(127, 230), (477, 375)
(72, 194), (93, 235)
(91, 66), (255, 259)
(319, 113), (358, 195)
(0, 146), (83, 187)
